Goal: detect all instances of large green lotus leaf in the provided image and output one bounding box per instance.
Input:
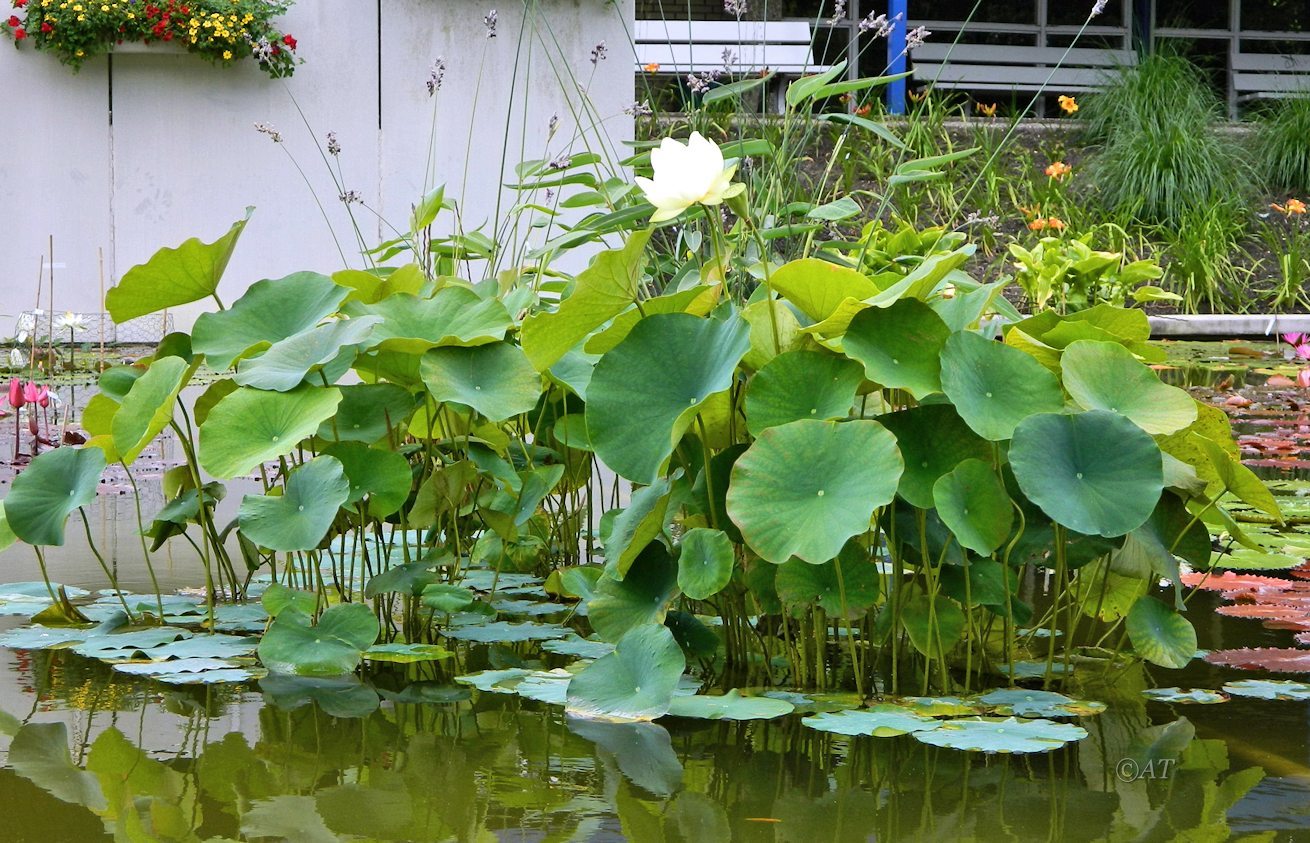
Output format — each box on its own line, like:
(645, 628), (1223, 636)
(932, 459), (1013, 555)
(566, 623), (687, 722)
(4, 447), (106, 546)
(199, 385), (342, 479)
(727, 419), (902, 564)
(521, 230), (652, 371)
(362, 643), (452, 664)
(843, 299), (950, 399)
(1126, 597), (1196, 669)
(420, 342), (542, 422)
(348, 288), (511, 354)
(587, 313), (750, 483)
(192, 272), (347, 371)
(770, 258), (879, 322)
(316, 383), (416, 444)
(232, 316), (381, 392)
(139, 634), (257, 660)
(1060, 340), (1196, 435)
(9, 722), (106, 811)
(741, 298), (803, 370)
(1011, 411), (1163, 538)
(238, 456), (350, 552)
(939, 331), (1065, 441)
(320, 442), (412, 518)
(262, 583), (318, 618)
(0, 503), (15, 554)
(111, 356), (193, 465)
(877, 405), (991, 509)
(584, 285), (722, 356)
(900, 590), (966, 658)
(1222, 679), (1310, 701)
(73, 628), (192, 660)
(589, 544), (680, 642)
(421, 584), (476, 613)
(666, 689), (794, 721)
(332, 264), (426, 304)
(743, 350), (861, 436)
(106, 209), (250, 323)
(676, 528), (734, 600)
(257, 603), (379, 676)
(604, 474), (674, 580)
(802, 706), (942, 737)
(911, 717), (1087, 753)
(1196, 436), (1282, 523)
(775, 543), (880, 619)
(442, 620), (571, 643)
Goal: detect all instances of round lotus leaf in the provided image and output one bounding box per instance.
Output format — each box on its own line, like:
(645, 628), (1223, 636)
(4, 447), (106, 546)
(191, 272), (346, 371)
(676, 528), (735, 600)
(587, 313), (750, 483)
(1010, 410), (1163, 538)
(589, 545), (680, 642)
(565, 623), (687, 722)
(442, 620), (571, 643)
(1221, 679), (1310, 701)
(542, 636), (616, 659)
(321, 442), (412, 518)
(238, 456), (350, 552)
(362, 643), (452, 664)
(802, 706), (942, 737)
(977, 689), (1106, 718)
(316, 383), (416, 444)
(199, 385), (342, 480)
(233, 316), (381, 392)
(455, 668), (534, 692)
(512, 669), (573, 704)
(1060, 340), (1197, 435)
(727, 419), (902, 564)
(743, 350), (862, 436)
(111, 356), (192, 465)
(346, 288), (512, 354)
(257, 602), (379, 676)
(1126, 596), (1196, 669)
(420, 341), (542, 422)
(940, 331), (1065, 441)
(666, 689), (794, 721)
(1142, 687), (1228, 704)
(878, 405), (992, 509)
(142, 634), (258, 660)
(932, 459), (1014, 555)
(775, 543), (880, 619)
(911, 717), (1088, 753)
(897, 696), (980, 717)
(843, 299), (951, 399)
(421, 584), (477, 614)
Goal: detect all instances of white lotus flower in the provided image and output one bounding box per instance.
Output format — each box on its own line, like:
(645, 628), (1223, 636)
(636, 132), (745, 223)
(54, 311), (88, 333)
(8, 347), (26, 369)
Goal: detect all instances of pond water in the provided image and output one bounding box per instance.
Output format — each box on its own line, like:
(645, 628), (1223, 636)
(3, 342), (1310, 842)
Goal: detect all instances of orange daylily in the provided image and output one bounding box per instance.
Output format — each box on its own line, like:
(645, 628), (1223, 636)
(1028, 217), (1066, 231)
(975, 102), (998, 117)
(855, 103), (872, 117)
(643, 62), (661, 73)
(1057, 95), (1078, 115)
(1273, 198), (1308, 215)
(1045, 161), (1072, 179)
(908, 88), (927, 103)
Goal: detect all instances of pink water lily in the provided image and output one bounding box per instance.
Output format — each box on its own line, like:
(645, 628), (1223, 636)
(21, 382), (48, 408)
(6, 378), (23, 409)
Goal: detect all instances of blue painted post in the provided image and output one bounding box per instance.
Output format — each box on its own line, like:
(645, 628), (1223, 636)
(887, 0), (908, 114)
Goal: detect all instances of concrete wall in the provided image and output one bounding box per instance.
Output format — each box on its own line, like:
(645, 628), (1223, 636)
(0, 0), (634, 332)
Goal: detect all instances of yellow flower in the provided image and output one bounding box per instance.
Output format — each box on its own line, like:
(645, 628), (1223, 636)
(222, 50), (232, 60)
(1058, 95), (1078, 115)
(975, 101), (998, 117)
(1045, 161), (1072, 179)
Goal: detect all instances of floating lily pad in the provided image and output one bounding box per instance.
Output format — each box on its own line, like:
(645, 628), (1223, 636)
(911, 717), (1088, 753)
(491, 598), (571, 617)
(997, 660), (1072, 679)
(0, 625), (91, 650)
(1205, 648), (1310, 673)
(213, 603), (269, 633)
(542, 636), (616, 659)
(442, 621), (571, 643)
(977, 689), (1106, 718)
(73, 628), (193, 660)
(512, 669), (574, 704)
(1221, 679), (1310, 700)
(1142, 687), (1228, 704)
(666, 689), (794, 721)
(142, 634), (258, 660)
(802, 706), (942, 737)
(727, 419), (902, 564)
(362, 643), (453, 663)
(377, 682), (471, 704)
(455, 668), (534, 692)
(898, 696), (981, 717)
(566, 623), (687, 722)
(113, 657), (245, 677)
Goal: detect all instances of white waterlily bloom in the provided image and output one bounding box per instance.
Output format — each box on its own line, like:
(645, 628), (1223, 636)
(54, 311), (88, 333)
(7, 347), (26, 369)
(636, 132), (745, 223)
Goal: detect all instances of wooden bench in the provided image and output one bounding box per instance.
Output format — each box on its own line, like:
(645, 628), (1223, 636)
(1233, 52), (1310, 103)
(634, 20), (830, 111)
(910, 43), (1136, 97)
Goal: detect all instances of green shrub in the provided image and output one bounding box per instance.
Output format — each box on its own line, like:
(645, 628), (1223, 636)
(1254, 96), (1310, 194)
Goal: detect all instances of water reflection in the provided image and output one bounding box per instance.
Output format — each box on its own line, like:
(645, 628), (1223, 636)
(0, 646), (1288, 842)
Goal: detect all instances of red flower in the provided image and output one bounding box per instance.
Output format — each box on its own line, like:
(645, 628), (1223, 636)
(7, 379), (24, 409)
(39, 20), (49, 32)
(12, 26), (24, 39)
(282, 33), (296, 49)
(15, 0), (27, 7)
(7, 16), (20, 27)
